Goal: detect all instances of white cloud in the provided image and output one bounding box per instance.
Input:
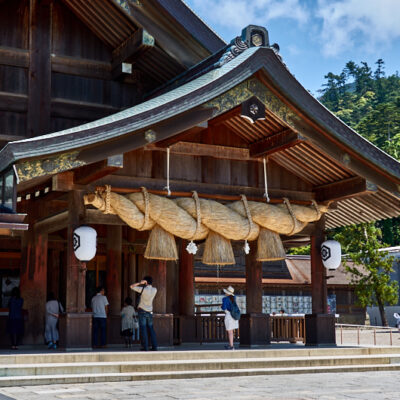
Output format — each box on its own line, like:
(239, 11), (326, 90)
(316, 0), (400, 57)
(187, 0), (309, 33)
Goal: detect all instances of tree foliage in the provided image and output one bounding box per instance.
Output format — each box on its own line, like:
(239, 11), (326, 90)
(319, 60), (400, 246)
(318, 60), (400, 323)
(334, 223), (398, 326)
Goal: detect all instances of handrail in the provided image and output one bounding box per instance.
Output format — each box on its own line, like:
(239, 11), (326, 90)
(336, 323), (399, 346)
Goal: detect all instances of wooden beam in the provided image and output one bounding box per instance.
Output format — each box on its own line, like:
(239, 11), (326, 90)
(154, 123), (207, 148)
(52, 54), (111, 80)
(210, 107), (240, 126)
(315, 176), (378, 202)
(112, 28), (154, 68)
(74, 155), (123, 185)
(249, 129), (301, 157)
(147, 141), (251, 161)
(34, 211), (69, 234)
(84, 209), (124, 226)
(0, 46), (29, 68)
(27, 0), (51, 137)
(51, 98), (119, 121)
(96, 175), (315, 203)
(0, 91), (27, 113)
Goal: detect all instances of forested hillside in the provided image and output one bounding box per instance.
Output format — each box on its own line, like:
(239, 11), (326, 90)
(319, 60), (400, 246)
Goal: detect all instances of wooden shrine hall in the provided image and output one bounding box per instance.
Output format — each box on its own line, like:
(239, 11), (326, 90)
(1, 0), (400, 349)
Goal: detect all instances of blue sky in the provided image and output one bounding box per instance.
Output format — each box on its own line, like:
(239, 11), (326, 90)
(184, 0), (400, 96)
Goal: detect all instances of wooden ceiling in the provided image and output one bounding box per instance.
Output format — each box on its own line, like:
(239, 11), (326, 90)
(210, 106), (400, 230)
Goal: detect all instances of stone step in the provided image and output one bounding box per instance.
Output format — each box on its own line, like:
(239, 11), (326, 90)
(0, 363), (400, 387)
(0, 353), (399, 380)
(1, 346), (400, 365)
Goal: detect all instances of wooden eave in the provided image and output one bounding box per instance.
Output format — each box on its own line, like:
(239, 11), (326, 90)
(61, 0), (223, 71)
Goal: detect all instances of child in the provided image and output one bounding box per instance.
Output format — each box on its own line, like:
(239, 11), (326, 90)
(120, 297), (136, 348)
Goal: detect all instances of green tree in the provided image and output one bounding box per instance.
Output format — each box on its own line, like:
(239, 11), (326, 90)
(334, 223), (398, 326)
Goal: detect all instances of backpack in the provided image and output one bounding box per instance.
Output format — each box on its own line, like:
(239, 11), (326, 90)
(230, 299), (241, 321)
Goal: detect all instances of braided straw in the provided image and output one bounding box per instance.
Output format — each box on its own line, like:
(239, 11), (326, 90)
(283, 197), (299, 236)
(311, 200), (321, 220)
(241, 194), (254, 240)
(190, 191), (202, 240)
(139, 187), (150, 231)
(105, 185), (111, 214)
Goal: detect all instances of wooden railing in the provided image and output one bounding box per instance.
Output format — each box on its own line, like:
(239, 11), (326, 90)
(174, 314), (304, 344)
(270, 316), (306, 343)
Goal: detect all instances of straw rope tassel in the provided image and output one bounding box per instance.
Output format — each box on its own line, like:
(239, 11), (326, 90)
(164, 147), (171, 196)
(241, 194), (253, 254)
(263, 157), (270, 202)
(186, 191), (201, 254)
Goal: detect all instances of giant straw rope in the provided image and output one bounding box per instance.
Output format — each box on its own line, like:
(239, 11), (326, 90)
(84, 186), (328, 265)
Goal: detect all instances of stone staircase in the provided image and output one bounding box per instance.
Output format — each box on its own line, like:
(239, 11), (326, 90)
(0, 347), (400, 386)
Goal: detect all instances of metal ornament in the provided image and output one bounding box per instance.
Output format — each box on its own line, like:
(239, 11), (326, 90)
(240, 96), (265, 124)
(186, 240), (198, 255)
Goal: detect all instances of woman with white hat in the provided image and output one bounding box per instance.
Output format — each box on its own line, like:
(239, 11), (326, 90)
(221, 285), (239, 350)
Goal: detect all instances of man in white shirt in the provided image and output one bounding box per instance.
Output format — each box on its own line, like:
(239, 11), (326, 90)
(130, 276), (158, 351)
(91, 287), (109, 348)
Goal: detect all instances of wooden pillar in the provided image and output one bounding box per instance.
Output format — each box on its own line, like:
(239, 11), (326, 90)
(20, 229), (48, 344)
(59, 190), (92, 349)
(148, 260), (167, 314)
(306, 215), (336, 345)
(311, 215), (327, 314)
(65, 191), (85, 313)
(245, 240), (263, 313)
(179, 240), (194, 316)
(240, 240), (270, 346)
(106, 225), (122, 315)
(47, 249), (61, 299)
(27, 0), (51, 137)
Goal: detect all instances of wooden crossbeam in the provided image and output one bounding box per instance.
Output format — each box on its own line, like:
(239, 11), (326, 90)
(249, 129), (301, 157)
(146, 141), (250, 161)
(0, 46), (29, 68)
(154, 123), (207, 148)
(34, 211), (69, 234)
(74, 155), (124, 185)
(112, 28), (154, 79)
(314, 176), (378, 202)
(0, 91), (27, 112)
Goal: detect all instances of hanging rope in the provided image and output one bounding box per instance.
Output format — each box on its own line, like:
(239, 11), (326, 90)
(241, 194), (253, 254)
(186, 191), (201, 254)
(104, 184), (111, 214)
(164, 147), (171, 196)
(283, 197), (300, 236)
(263, 157), (270, 202)
(311, 199), (321, 219)
(139, 187), (150, 231)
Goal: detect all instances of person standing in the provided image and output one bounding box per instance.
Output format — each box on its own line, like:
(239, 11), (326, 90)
(7, 287), (24, 350)
(91, 287), (109, 348)
(130, 276), (157, 351)
(44, 292), (64, 349)
(221, 285), (239, 350)
(120, 297), (136, 349)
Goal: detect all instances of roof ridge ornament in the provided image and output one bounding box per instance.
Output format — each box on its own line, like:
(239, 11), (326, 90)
(218, 25), (270, 66)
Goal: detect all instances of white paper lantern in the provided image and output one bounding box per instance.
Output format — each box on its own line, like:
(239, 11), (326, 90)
(73, 226), (97, 262)
(320, 240), (341, 270)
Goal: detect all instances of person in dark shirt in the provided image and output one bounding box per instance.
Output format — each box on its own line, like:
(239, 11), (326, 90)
(7, 287), (24, 350)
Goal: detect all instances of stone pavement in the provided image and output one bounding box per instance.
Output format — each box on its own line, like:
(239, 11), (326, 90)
(0, 371), (398, 400)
